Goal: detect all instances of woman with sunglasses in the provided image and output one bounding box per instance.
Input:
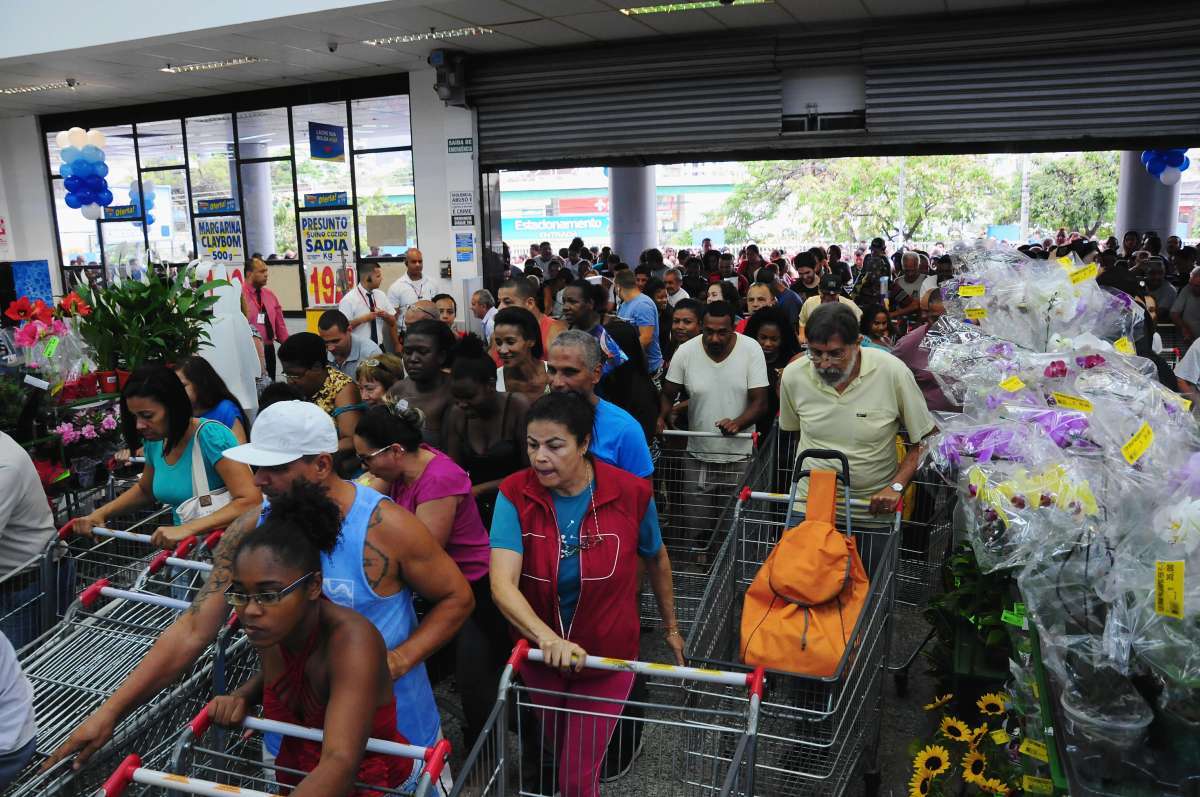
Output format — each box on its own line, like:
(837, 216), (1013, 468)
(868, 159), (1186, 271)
(353, 401), (506, 750)
(354, 353), (405, 408)
(208, 487), (414, 795)
(490, 391), (684, 797)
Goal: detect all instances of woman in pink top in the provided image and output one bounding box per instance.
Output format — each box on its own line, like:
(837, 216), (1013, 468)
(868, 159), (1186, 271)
(354, 400), (508, 749)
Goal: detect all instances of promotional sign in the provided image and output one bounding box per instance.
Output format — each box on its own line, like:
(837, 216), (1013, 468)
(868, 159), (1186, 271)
(308, 122), (345, 162)
(104, 204), (138, 220)
(303, 191), (348, 208)
(195, 217), (244, 264)
(455, 232), (475, 263)
(301, 210), (353, 306)
(501, 214), (609, 241)
(197, 197), (238, 215)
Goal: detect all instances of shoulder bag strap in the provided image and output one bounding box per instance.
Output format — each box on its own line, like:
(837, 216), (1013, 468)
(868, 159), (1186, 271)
(190, 419), (215, 497)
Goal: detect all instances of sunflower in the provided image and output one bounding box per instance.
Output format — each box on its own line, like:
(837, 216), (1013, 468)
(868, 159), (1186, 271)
(968, 722), (989, 749)
(913, 744), (951, 777)
(939, 716), (971, 743)
(923, 693), (953, 711)
(961, 750), (987, 784)
(977, 692), (1007, 716)
(908, 770), (934, 797)
(979, 776), (1009, 794)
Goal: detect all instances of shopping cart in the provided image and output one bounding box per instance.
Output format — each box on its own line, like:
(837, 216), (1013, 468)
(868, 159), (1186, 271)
(92, 705), (452, 796)
(684, 449), (900, 797)
(647, 429), (758, 633)
(451, 639), (764, 797)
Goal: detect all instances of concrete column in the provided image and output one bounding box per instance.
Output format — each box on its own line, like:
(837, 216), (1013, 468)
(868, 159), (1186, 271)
(1115, 150), (1181, 239)
(608, 166), (656, 262)
(237, 142), (275, 259)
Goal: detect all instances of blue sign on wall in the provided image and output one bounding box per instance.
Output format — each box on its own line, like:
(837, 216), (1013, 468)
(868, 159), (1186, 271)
(104, 204), (139, 220)
(309, 122), (345, 162)
(501, 214), (609, 240)
(304, 191), (348, 208)
(197, 197), (238, 215)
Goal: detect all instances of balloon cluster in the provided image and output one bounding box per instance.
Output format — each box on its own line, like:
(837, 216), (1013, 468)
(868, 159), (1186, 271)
(56, 127), (114, 220)
(1140, 148), (1191, 187)
(129, 179), (157, 228)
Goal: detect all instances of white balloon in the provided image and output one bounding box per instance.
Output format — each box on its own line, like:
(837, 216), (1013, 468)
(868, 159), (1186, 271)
(1160, 166), (1182, 186)
(80, 203), (103, 220)
(67, 126), (87, 148)
(142, 180), (156, 194)
(85, 129), (106, 148)
(55, 131), (70, 149)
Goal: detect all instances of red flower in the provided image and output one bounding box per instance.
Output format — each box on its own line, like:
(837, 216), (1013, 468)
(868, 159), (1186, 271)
(59, 291), (91, 318)
(4, 296), (32, 322)
(29, 300), (53, 324)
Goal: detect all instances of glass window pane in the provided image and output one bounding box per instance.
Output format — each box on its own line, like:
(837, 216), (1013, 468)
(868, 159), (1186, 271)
(136, 120), (185, 168)
(101, 221), (147, 280)
(351, 95), (411, 150)
(51, 180), (101, 267)
(240, 161), (298, 260)
(293, 102), (350, 204)
(353, 150), (416, 256)
(142, 169), (192, 264)
(237, 108), (291, 159)
(186, 114), (238, 215)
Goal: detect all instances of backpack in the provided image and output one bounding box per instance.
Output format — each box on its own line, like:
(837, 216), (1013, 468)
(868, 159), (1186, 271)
(739, 469), (870, 677)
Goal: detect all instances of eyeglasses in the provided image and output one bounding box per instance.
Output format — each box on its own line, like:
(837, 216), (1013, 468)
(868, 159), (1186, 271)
(358, 444), (392, 467)
(224, 572), (314, 608)
(361, 358), (381, 368)
(809, 347), (849, 364)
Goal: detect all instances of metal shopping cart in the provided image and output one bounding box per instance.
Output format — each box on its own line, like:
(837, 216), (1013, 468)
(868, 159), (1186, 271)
(92, 705), (452, 796)
(647, 429), (758, 633)
(451, 639), (763, 797)
(684, 448), (900, 797)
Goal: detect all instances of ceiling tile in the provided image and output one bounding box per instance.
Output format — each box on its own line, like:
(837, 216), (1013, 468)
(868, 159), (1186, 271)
(555, 10), (657, 38)
(946, 0), (1023, 9)
(358, 6), (473, 31)
(444, 31), (541, 51)
(712, 3), (799, 26)
(510, 0), (609, 13)
(860, 0), (946, 16)
(494, 17), (596, 44)
(774, 0), (872, 20)
(429, 0), (540, 25)
(634, 10), (728, 34)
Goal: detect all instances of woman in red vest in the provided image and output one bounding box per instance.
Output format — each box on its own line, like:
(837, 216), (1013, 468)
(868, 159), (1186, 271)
(490, 391), (683, 796)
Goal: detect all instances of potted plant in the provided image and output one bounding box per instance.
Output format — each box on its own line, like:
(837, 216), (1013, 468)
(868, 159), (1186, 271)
(50, 404), (123, 489)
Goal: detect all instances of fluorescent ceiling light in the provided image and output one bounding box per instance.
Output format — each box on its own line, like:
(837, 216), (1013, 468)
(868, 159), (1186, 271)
(621, 0), (770, 14)
(1, 79), (79, 95)
(362, 27), (494, 46)
(160, 57), (263, 74)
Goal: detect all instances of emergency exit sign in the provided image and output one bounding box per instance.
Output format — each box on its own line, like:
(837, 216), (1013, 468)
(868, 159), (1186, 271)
(448, 137), (473, 153)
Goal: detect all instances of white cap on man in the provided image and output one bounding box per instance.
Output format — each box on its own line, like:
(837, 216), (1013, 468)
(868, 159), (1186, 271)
(223, 401), (338, 467)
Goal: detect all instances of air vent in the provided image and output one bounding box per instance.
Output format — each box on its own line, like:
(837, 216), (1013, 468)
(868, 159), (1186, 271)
(782, 111), (865, 133)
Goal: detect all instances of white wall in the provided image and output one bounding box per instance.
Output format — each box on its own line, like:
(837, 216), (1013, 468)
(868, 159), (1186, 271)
(0, 115), (61, 295)
(408, 67), (482, 322)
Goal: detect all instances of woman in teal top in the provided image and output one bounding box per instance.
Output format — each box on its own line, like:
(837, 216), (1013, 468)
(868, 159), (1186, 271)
(71, 365), (261, 548)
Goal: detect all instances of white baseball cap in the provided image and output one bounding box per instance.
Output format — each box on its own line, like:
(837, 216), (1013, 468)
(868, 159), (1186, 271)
(223, 401), (339, 467)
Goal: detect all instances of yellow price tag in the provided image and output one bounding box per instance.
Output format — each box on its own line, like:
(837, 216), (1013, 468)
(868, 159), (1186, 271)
(1121, 421), (1154, 465)
(999, 375), (1025, 392)
(1057, 256), (1073, 267)
(965, 307), (988, 320)
(1069, 263), (1098, 285)
(1051, 392), (1093, 413)
(1156, 560), (1185, 620)
(1023, 774), (1054, 794)
(1114, 337), (1135, 355)
(1020, 738), (1049, 762)
(958, 284), (986, 297)
(990, 728), (1011, 745)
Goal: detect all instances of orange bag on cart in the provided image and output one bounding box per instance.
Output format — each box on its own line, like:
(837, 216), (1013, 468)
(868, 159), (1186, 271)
(739, 469), (870, 677)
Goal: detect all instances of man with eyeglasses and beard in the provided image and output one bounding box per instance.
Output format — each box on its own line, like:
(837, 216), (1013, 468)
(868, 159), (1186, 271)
(778, 303), (936, 564)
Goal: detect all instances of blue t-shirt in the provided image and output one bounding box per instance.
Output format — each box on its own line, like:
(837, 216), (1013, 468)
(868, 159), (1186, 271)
(144, 420), (239, 523)
(201, 399), (243, 434)
(617, 293), (663, 372)
(592, 399), (653, 478)
(490, 487), (662, 629)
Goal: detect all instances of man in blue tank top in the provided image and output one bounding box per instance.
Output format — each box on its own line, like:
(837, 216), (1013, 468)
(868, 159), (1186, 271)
(44, 401), (473, 771)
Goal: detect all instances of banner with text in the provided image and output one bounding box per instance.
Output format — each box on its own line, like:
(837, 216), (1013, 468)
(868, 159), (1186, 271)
(308, 122), (345, 162)
(301, 210), (353, 306)
(195, 216), (244, 265)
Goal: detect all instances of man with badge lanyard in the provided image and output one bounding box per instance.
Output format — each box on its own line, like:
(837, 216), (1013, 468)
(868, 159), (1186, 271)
(243, 256), (289, 380)
(338, 261), (400, 354)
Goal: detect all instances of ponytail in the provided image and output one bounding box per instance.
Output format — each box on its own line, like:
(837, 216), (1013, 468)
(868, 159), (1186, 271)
(234, 481), (342, 572)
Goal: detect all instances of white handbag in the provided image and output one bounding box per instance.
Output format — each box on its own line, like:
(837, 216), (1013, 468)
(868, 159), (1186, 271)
(176, 420), (232, 525)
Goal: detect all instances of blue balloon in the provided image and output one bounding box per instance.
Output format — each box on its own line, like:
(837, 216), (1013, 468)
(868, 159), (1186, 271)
(80, 145), (103, 163)
(1183, 156), (1191, 171)
(60, 146), (80, 163)
(97, 189), (114, 206)
(144, 193), (155, 209)
(64, 176), (83, 192)
(64, 192), (83, 209)
(1147, 157), (1167, 176)
(86, 175), (104, 193)
(58, 162), (74, 178)
(93, 161), (109, 178)
(1166, 150), (1185, 168)
(145, 213), (155, 226)
(71, 159), (92, 178)
(1141, 150), (1155, 165)
(75, 191), (94, 206)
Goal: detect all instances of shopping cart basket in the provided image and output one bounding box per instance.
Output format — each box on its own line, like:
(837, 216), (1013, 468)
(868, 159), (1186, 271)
(451, 639), (763, 797)
(91, 705), (451, 796)
(647, 429), (758, 633)
(684, 449), (900, 797)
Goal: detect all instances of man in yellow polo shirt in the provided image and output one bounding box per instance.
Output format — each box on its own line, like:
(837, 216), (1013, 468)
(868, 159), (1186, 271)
(779, 303), (936, 559)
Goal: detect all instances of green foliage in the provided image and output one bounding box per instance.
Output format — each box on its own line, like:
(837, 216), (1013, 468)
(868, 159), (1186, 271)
(1026, 152), (1119, 238)
(77, 267), (227, 370)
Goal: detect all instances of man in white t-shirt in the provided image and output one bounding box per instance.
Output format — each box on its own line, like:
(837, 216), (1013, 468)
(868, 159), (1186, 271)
(386, 248), (432, 328)
(0, 432), (57, 650)
(337, 260), (399, 353)
(0, 631), (35, 788)
(663, 267), (689, 305)
(658, 300), (768, 541)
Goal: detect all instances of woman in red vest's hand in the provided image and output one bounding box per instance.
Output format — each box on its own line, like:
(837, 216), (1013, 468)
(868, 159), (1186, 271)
(490, 391), (682, 796)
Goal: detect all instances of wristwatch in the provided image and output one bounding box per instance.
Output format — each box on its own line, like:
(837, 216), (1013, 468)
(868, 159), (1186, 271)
(890, 482), (904, 493)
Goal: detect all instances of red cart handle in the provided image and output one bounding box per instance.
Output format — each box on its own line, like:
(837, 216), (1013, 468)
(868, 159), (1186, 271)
(80, 578), (112, 609)
(422, 737), (453, 785)
(173, 536), (199, 559)
(188, 705), (214, 738)
(56, 520), (75, 540)
(98, 753), (141, 796)
(202, 529), (224, 550)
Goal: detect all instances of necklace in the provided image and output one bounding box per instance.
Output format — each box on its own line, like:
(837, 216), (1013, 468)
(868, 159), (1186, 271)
(551, 462), (602, 560)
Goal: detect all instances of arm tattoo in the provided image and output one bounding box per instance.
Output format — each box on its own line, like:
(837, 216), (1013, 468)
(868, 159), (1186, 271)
(362, 540), (390, 589)
(187, 511), (251, 616)
(367, 502), (383, 529)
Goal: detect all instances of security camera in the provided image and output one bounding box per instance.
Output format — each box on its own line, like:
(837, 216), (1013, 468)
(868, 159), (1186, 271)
(327, 42), (339, 53)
